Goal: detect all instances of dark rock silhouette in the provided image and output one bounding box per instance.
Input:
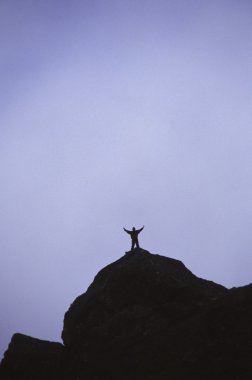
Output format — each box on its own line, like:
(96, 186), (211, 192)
(0, 333), (63, 380)
(1, 249), (252, 379)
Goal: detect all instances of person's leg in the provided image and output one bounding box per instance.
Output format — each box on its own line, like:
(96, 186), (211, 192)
(131, 240), (134, 250)
(136, 238), (140, 249)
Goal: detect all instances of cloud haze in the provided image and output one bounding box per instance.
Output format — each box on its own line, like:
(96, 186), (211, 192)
(1, 0), (252, 358)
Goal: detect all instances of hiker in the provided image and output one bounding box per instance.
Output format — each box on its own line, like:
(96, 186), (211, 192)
(123, 226), (144, 250)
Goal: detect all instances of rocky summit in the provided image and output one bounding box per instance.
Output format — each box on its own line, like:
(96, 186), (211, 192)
(1, 248), (252, 379)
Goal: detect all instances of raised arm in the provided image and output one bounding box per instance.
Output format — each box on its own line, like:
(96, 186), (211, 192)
(137, 225), (144, 233)
(123, 227), (131, 234)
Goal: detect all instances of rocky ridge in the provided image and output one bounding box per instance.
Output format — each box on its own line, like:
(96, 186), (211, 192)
(1, 248), (252, 379)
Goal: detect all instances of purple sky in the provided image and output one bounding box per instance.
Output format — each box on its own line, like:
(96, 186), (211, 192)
(1, 0), (252, 359)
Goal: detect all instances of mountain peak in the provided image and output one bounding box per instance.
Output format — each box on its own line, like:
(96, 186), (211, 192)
(62, 249), (225, 347)
(2, 249), (252, 380)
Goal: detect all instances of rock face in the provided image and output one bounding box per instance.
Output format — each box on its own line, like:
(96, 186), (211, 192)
(1, 249), (252, 379)
(0, 333), (64, 380)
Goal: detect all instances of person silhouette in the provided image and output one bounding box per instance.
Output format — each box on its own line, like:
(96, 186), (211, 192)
(123, 226), (144, 250)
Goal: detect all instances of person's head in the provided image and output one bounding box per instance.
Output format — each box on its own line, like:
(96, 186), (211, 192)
(132, 227), (136, 231)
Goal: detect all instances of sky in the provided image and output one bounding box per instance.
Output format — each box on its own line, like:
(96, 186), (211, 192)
(1, 0), (252, 359)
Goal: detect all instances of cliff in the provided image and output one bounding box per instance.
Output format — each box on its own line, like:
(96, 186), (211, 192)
(1, 248), (252, 379)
